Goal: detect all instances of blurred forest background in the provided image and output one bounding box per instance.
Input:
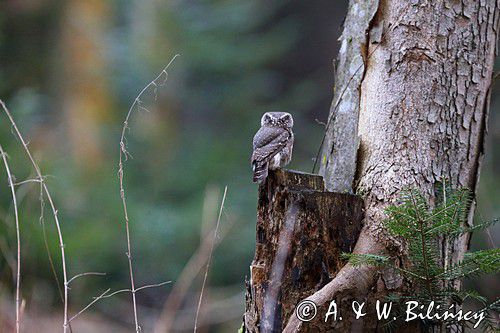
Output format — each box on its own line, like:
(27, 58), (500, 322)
(0, 0), (498, 332)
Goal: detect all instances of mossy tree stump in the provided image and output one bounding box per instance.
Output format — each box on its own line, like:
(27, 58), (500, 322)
(244, 169), (364, 332)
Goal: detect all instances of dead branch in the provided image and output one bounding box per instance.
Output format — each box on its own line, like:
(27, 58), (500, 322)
(67, 272), (107, 286)
(67, 289), (111, 324)
(193, 186), (228, 332)
(96, 281), (172, 300)
(117, 54), (179, 332)
(0, 99), (71, 333)
(0, 145), (22, 333)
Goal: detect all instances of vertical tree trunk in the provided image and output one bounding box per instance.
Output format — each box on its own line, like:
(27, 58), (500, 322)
(282, 0), (498, 332)
(354, 0), (499, 295)
(60, 0), (111, 170)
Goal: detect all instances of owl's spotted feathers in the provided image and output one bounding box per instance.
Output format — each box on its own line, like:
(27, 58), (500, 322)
(251, 112), (294, 184)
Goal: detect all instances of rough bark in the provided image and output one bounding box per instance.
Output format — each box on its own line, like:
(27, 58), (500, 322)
(355, 0), (499, 294)
(319, 0), (380, 193)
(284, 0), (499, 332)
(244, 169), (364, 332)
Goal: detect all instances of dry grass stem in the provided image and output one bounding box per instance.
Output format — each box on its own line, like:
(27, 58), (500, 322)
(1, 99), (70, 333)
(193, 186), (228, 333)
(11, 173), (64, 311)
(68, 281), (170, 325)
(118, 54), (179, 332)
(154, 186), (233, 333)
(67, 289), (112, 324)
(96, 281), (172, 300)
(38, 183), (66, 316)
(67, 272), (107, 285)
(0, 145), (21, 333)
(13, 178), (43, 186)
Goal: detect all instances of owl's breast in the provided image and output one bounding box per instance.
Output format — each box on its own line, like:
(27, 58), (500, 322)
(269, 153), (281, 170)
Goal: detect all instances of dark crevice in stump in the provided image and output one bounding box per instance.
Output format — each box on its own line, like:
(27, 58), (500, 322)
(244, 169), (364, 332)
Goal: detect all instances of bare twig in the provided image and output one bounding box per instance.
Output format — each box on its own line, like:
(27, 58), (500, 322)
(118, 54), (179, 332)
(0, 145), (21, 333)
(68, 281), (170, 326)
(94, 281), (172, 300)
(193, 186), (228, 332)
(67, 272), (107, 285)
(13, 178), (44, 186)
(135, 281), (171, 292)
(39, 183), (66, 317)
(314, 118), (327, 127)
(0, 99), (71, 332)
(67, 289), (111, 324)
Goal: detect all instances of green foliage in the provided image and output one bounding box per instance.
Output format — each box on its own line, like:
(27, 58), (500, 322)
(440, 249), (500, 280)
(342, 185), (500, 330)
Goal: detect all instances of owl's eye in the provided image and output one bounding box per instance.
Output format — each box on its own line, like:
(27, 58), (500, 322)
(282, 115), (290, 121)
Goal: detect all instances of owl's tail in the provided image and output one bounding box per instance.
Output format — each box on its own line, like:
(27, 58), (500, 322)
(252, 161), (268, 184)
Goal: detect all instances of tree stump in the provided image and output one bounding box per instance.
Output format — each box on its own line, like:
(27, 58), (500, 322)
(244, 169), (364, 332)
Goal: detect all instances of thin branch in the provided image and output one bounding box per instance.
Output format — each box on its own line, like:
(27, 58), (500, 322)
(314, 118), (327, 127)
(67, 272), (107, 285)
(0, 99), (70, 333)
(67, 289), (111, 324)
(193, 186), (228, 332)
(136, 281), (171, 292)
(68, 281), (171, 325)
(13, 178), (44, 186)
(0, 146), (21, 333)
(94, 281), (171, 300)
(39, 183), (66, 316)
(118, 54), (179, 333)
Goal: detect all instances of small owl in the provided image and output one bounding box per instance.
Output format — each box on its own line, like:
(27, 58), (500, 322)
(251, 112), (294, 184)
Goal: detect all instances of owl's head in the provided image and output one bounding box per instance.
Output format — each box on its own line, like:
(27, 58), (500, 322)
(261, 112), (294, 128)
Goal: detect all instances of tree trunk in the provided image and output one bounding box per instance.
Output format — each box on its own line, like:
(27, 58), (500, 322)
(355, 0), (499, 295)
(246, 0), (499, 332)
(60, 0), (111, 170)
